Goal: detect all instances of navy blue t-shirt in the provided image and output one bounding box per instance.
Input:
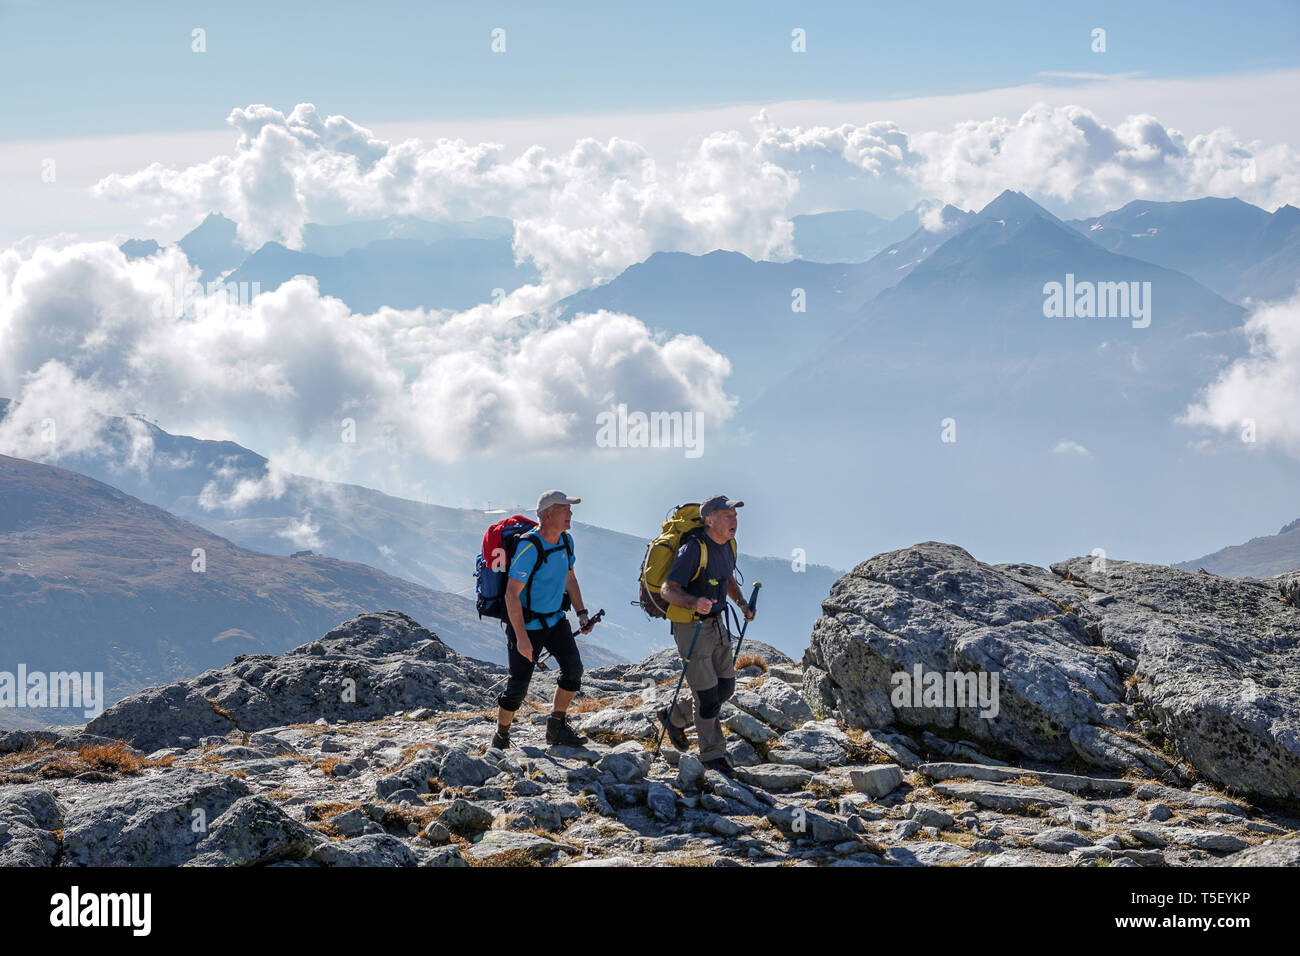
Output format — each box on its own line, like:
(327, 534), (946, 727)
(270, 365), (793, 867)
(667, 534), (735, 615)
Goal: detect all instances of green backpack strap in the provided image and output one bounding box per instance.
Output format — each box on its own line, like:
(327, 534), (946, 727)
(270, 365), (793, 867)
(689, 534), (707, 584)
(689, 536), (738, 584)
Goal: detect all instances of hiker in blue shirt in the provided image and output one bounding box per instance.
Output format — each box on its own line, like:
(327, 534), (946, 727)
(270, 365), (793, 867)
(493, 490), (595, 750)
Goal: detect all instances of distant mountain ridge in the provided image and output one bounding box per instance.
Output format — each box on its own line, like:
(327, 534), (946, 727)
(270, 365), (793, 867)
(791, 206), (925, 262)
(0, 454), (556, 728)
(1067, 197), (1300, 303)
(0, 400), (840, 665)
(1175, 516), (1300, 577)
(120, 212), (533, 311)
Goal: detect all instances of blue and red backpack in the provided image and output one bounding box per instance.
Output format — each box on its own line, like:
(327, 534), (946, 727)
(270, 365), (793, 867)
(474, 514), (573, 622)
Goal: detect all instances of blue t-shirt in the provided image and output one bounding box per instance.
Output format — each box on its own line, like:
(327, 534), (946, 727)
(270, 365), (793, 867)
(507, 531), (575, 630)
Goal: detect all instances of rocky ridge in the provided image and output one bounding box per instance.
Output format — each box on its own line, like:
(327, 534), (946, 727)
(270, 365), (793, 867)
(2, 588), (1298, 868)
(805, 543), (1300, 805)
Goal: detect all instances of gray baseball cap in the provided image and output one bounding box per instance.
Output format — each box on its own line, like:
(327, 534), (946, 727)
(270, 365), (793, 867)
(537, 490), (581, 514)
(700, 495), (744, 518)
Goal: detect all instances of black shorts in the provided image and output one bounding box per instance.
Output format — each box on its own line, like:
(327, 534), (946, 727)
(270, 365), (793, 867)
(498, 616), (584, 710)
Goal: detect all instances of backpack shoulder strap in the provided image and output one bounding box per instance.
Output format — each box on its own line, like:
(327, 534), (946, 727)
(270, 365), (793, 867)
(519, 532), (545, 617)
(693, 536), (708, 583)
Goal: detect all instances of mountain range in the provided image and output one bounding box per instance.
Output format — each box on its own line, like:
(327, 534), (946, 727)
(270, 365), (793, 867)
(57, 189), (1300, 660)
(122, 212), (538, 312)
(1175, 516), (1300, 577)
(1067, 196), (1300, 304)
(0, 398), (841, 671)
(0, 454), (544, 727)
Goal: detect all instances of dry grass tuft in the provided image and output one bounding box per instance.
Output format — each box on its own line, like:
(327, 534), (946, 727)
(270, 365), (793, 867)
(30, 741), (175, 779)
(1005, 774), (1045, 788)
(384, 804), (442, 831)
(466, 848), (543, 868)
(305, 800), (363, 821)
(286, 723), (329, 735)
(806, 777), (851, 798)
(735, 655), (768, 673)
(80, 741), (175, 774)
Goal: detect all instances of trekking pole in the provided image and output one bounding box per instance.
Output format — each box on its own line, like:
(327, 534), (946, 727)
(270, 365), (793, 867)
(654, 617), (703, 757)
(488, 609), (605, 688)
(731, 582), (762, 662)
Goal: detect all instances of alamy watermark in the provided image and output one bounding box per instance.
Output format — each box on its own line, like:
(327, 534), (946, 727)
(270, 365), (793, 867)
(595, 403), (703, 458)
(152, 276), (261, 320)
(1042, 274), (1151, 328)
(0, 665), (105, 719)
(891, 664), (1000, 719)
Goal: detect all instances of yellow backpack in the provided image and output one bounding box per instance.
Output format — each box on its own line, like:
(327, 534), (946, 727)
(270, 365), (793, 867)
(637, 503), (738, 623)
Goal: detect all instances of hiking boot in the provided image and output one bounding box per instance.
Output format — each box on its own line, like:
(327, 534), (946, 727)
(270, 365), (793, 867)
(546, 713), (588, 747)
(657, 707), (690, 750)
(702, 757), (735, 778)
(491, 727), (511, 750)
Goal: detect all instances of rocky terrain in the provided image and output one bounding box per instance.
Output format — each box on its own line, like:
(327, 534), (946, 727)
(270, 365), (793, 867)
(2, 542), (1299, 868)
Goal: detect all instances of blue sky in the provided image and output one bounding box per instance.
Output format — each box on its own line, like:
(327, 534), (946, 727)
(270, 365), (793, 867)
(3, 0), (1297, 141)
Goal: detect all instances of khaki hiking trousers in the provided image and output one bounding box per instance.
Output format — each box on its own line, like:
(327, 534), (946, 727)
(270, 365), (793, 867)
(666, 615), (736, 761)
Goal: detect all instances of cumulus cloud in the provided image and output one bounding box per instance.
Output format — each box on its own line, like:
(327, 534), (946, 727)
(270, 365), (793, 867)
(91, 102), (1299, 300)
(0, 241), (736, 474)
(93, 103), (799, 295)
(1052, 440), (1092, 457)
(746, 103), (1299, 220)
(1183, 291), (1300, 457)
(905, 104), (1300, 217)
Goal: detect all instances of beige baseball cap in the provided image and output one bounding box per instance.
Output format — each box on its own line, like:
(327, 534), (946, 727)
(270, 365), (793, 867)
(537, 490), (581, 514)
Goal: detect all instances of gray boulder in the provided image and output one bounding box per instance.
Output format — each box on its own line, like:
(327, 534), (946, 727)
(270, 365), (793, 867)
(187, 795), (321, 866)
(0, 786), (63, 867)
(771, 720), (850, 768)
(1032, 827), (1095, 853)
(735, 764), (814, 791)
(765, 805), (856, 843)
(723, 710), (778, 746)
(595, 742), (652, 784)
(676, 754), (706, 790)
(850, 764), (903, 798)
(1219, 841), (1300, 866)
(577, 707), (658, 742)
(805, 542), (1300, 803)
(61, 769), (252, 866)
(932, 780), (1079, 812)
(1069, 724), (1178, 779)
(311, 833), (419, 867)
(438, 748), (499, 789)
(647, 782), (678, 822)
(440, 798), (495, 835)
(732, 679), (812, 731)
(375, 754), (443, 799)
(465, 829), (566, 863)
(886, 842), (974, 866)
(87, 611), (497, 751)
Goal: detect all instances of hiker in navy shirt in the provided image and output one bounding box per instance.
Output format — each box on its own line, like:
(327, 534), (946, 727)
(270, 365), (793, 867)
(658, 495), (754, 776)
